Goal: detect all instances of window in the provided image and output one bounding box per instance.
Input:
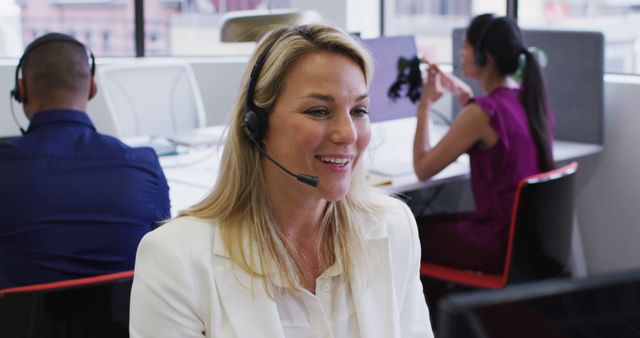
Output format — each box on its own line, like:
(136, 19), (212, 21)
(0, 0), (292, 58)
(518, 0), (640, 74)
(150, 0), (291, 56)
(383, 0), (640, 75)
(1, 0), (134, 57)
(383, 0), (506, 64)
(0, 0), (23, 57)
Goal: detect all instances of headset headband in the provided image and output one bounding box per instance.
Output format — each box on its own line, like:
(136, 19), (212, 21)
(12, 33), (95, 103)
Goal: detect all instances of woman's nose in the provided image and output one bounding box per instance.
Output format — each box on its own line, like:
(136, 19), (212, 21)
(331, 112), (358, 144)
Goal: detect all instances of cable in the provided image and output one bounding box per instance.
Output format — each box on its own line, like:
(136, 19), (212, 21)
(430, 107), (453, 126)
(417, 185), (445, 215)
(9, 93), (26, 135)
(160, 145), (221, 169)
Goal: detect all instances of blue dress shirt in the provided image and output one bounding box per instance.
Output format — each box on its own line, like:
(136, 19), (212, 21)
(0, 109), (170, 288)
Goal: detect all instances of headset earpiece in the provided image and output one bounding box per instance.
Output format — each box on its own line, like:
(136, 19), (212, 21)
(10, 87), (21, 103)
(242, 109), (261, 142)
(12, 58), (24, 103)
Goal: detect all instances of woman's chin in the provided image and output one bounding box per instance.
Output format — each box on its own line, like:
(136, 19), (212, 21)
(319, 185), (350, 202)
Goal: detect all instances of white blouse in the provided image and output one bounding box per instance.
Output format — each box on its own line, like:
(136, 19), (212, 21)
(275, 263), (360, 338)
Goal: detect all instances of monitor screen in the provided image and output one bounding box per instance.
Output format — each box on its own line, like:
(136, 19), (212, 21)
(361, 35), (418, 123)
(438, 269), (640, 338)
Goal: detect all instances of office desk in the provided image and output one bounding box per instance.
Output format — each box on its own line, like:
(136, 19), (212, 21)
(157, 119), (463, 214)
(366, 117), (602, 193)
(155, 117), (601, 277)
(158, 117), (602, 215)
(160, 144), (222, 215)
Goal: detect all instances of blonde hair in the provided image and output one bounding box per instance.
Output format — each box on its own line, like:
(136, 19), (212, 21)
(181, 23), (392, 290)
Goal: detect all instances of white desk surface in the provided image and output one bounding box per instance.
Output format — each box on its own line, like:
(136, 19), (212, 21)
(157, 117), (602, 216)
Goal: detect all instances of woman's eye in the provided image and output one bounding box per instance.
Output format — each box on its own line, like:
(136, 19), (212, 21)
(351, 107), (369, 118)
(306, 108), (329, 117)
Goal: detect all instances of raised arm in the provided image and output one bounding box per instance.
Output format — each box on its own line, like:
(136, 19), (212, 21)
(432, 65), (474, 106)
(413, 65), (490, 180)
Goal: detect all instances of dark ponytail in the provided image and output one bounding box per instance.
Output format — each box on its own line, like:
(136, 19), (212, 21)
(520, 48), (554, 171)
(467, 14), (555, 172)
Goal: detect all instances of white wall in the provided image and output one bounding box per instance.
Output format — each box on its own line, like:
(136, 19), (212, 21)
(576, 74), (640, 275)
(292, 0), (380, 38)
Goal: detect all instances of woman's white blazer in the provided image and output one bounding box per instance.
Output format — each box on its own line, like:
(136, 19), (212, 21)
(130, 199), (434, 338)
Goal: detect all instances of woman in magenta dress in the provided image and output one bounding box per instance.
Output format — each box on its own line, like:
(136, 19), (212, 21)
(414, 14), (555, 273)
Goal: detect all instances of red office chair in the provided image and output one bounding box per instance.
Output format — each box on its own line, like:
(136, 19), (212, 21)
(0, 270), (134, 338)
(420, 162), (579, 289)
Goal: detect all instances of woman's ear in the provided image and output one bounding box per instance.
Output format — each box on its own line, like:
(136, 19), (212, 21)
(484, 53), (496, 68)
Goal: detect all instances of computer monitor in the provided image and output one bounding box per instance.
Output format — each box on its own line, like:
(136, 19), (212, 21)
(362, 35), (418, 123)
(438, 269), (640, 338)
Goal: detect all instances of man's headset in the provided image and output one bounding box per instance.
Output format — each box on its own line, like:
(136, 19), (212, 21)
(11, 32), (95, 103)
(9, 33), (95, 135)
(241, 33), (319, 187)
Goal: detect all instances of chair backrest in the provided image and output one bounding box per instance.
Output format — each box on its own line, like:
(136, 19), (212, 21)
(503, 162), (579, 284)
(0, 271), (134, 338)
(97, 62), (206, 138)
(419, 162), (579, 289)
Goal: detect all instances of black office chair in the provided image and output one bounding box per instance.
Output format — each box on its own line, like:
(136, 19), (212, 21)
(438, 268), (640, 338)
(420, 162), (579, 288)
(0, 271), (134, 338)
(509, 161), (578, 281)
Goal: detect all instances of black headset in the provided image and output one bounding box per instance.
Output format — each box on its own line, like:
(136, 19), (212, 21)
(241, 39), (278, 145)
(240, 30), (319, 187)
(11, 32), (95, 103)
(474, 15), (498, 67)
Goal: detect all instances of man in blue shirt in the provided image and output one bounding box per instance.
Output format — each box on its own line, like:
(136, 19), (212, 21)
(0, 33), (171, 288)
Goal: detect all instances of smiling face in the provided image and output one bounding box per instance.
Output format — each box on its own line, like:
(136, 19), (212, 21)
(262, 51), (371, 203)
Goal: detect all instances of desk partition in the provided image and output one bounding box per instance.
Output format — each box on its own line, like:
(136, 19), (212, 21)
(452, 29), (605, 144)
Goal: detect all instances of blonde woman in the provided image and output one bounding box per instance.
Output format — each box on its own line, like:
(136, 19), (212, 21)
(130, 23), (433, 338)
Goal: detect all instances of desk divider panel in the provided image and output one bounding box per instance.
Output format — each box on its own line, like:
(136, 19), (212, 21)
(452, 29), (604, 144)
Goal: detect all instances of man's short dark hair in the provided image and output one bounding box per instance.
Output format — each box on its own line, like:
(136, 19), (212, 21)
(22, 41), (92, 96)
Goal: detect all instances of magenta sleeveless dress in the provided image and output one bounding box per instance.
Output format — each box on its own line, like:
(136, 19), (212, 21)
(457, 87), (555, 250)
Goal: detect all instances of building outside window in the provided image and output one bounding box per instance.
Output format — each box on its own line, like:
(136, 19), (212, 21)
(383, 0), (640, 75)
(0, 0), (291, 57)
(518, 0), (640, 74)
(1, 0), (639, 75)
(383, 0), (505, 65)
